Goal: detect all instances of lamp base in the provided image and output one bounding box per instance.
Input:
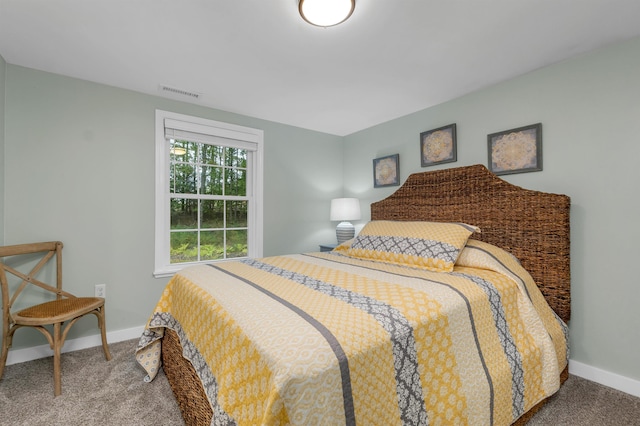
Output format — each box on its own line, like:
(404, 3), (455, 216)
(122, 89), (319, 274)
(336, 221), (355, 245)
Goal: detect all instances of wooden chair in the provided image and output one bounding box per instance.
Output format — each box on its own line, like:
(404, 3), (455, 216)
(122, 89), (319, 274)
(0, 241), (111, 396)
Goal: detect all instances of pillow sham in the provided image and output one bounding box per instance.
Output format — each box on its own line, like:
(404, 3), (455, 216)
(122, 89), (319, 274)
(456, 238), (522, 269)
(340, 220), (479, 272)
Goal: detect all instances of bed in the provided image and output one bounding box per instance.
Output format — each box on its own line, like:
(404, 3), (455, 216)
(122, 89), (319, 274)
(137, 164), (570, 426)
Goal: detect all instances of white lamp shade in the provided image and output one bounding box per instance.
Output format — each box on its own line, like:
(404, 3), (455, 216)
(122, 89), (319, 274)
(330, 198), (361, 221)
(299, 0), (355, 27)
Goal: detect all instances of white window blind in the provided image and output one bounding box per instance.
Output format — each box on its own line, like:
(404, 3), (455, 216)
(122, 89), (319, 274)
(164, 118), (259, 151)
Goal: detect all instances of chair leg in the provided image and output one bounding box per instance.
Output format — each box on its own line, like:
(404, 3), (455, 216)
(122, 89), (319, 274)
(0, 333), (9, 380)
(53, 322), (62, 396)
(99, 305), (112, 361)
(1, 326), (18, 381)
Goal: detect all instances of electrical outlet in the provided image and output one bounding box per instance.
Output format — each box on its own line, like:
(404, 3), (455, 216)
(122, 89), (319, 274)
(95, 284), (106, 298)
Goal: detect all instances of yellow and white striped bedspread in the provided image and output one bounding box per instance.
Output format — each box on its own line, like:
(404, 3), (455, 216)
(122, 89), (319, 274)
(137, 239), (568, 426)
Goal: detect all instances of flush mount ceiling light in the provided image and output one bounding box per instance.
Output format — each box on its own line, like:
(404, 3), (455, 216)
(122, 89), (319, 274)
(299, 0), (355, 27)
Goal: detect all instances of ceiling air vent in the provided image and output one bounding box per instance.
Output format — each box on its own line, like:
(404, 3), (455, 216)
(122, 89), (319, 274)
(159, 85), (202, 101)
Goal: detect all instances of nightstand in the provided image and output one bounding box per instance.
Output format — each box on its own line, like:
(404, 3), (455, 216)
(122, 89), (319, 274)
(319, 243), (337, 252)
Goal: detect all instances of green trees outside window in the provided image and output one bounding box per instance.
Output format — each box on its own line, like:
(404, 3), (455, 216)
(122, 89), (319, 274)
(169, 139), (248, 263)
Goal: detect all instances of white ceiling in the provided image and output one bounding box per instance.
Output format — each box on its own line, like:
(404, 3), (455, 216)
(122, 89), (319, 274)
(1, 0), (639, 136)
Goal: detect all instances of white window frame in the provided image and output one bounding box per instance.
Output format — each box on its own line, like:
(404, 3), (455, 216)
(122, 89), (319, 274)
(154, 110), (264, 278)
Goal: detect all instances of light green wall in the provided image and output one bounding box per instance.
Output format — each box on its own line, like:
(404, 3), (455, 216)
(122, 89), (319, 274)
(3, 66), (343, 348)
(0, 54), (5, 244)
(343, 36), (640, 382)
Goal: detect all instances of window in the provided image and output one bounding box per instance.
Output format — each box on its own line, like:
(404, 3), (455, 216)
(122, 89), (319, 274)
(154, 110), (263, 277)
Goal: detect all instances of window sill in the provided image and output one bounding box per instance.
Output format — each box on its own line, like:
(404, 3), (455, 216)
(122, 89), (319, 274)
(154, 257), (249, 279)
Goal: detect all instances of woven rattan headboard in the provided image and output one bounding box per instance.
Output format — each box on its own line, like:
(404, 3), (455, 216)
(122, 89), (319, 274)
(370, 164), (571, 322)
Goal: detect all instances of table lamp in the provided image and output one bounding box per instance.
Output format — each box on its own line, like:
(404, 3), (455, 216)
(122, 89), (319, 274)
(330, 198), (361, 244)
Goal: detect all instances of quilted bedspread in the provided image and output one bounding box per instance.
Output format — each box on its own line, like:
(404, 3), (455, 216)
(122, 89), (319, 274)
(137, 239), (568, 426)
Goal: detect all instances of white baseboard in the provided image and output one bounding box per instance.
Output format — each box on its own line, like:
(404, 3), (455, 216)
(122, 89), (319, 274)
(569, 359), (640, 398)
(6, 328), (640, 400)
(5, 325), (146, 366)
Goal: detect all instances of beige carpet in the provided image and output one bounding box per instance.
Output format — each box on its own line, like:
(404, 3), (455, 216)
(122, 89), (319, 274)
(1, 338), (639, 425)
(0, 339), (183, 425)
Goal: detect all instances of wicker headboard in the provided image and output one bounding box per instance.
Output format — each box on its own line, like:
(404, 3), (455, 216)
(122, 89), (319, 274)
(371, 164), (571, 322)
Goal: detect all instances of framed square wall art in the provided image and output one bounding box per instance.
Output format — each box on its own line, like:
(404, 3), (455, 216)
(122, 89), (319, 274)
(488, 123), (542, 175)
(420, 123), (457, 167)
(373, 154), (400, 188)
